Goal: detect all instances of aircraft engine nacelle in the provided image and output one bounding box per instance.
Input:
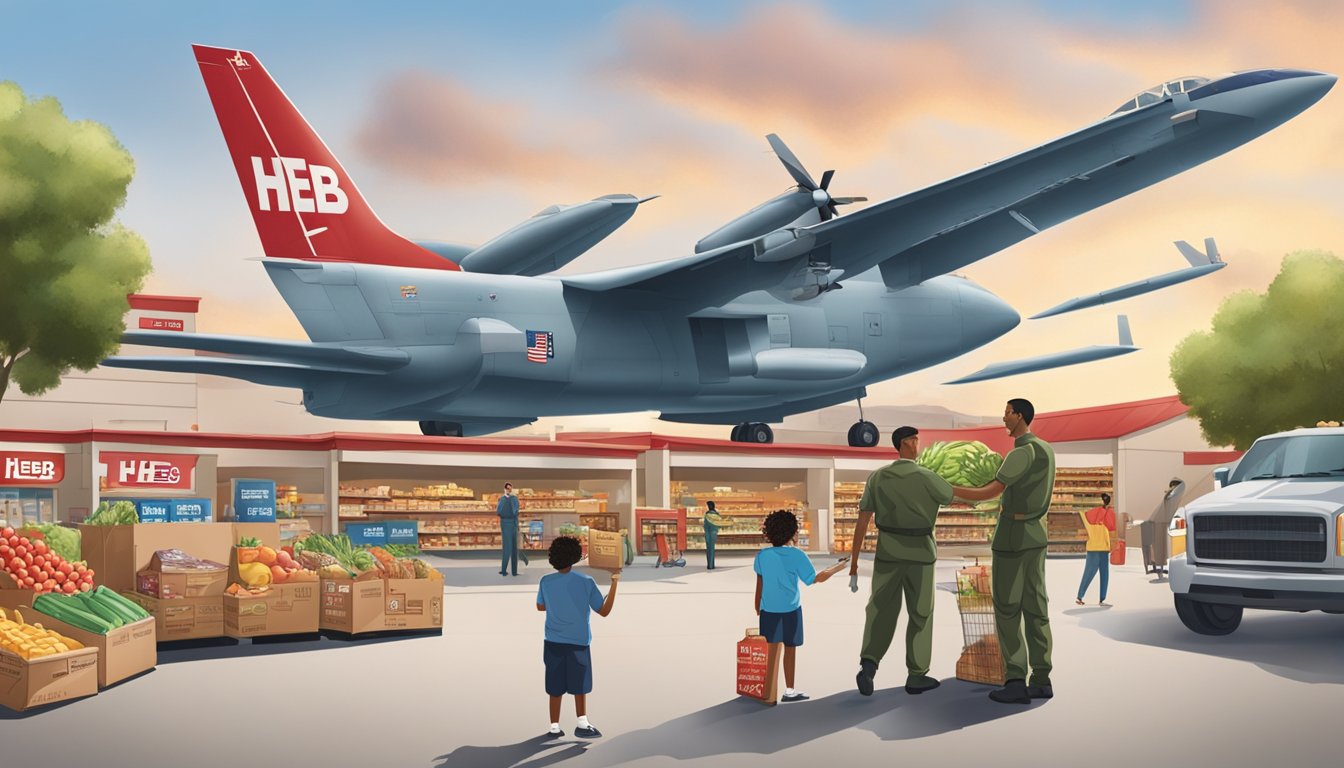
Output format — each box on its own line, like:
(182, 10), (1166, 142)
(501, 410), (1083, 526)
(769, 260), (842, 302)
(459, 194), (651, 277)
(696, 191), (818, 253)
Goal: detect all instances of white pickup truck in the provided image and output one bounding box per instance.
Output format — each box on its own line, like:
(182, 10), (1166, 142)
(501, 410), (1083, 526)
(1169, 426), (1344, 635)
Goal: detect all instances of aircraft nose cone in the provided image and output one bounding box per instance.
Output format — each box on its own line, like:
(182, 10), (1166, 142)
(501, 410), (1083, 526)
(959, 281), (1020, 345)
(1250, 70), (1336, 120)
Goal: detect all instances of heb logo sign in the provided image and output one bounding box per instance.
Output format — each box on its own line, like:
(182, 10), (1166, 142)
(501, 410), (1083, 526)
(100, 452), (197, 490)
(1, 451), (65, 485)
(251, 156), (349, 215)
(138, 317), (185, 332)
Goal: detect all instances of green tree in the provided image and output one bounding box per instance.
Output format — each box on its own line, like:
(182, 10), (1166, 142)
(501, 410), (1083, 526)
(0, 82), (150, 404)
(1171, 250), (1344, 449)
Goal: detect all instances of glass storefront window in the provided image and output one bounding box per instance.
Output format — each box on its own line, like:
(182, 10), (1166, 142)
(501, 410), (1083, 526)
(0, 488), (56, 528)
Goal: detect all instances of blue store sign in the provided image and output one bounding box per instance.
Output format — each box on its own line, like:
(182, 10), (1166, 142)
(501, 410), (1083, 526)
(232, 478), (277, 523)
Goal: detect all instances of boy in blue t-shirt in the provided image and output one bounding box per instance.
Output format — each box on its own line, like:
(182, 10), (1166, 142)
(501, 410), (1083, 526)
(536, 536), (619, 738)
(754, 509), (849, 702)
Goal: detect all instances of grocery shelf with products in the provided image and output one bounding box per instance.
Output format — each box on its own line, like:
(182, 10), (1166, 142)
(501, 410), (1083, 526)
(1047, 466), (1114, 555)
(831, 478), (999, 553)
(671, 478), (813, 551)
(336, 464), (630, 552)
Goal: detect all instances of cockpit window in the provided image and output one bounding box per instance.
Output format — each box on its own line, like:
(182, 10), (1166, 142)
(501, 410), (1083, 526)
(1110, 76), (1211, 115)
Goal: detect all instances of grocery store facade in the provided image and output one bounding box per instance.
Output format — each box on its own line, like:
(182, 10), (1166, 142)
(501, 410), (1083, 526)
(0, 395), (1236, 558)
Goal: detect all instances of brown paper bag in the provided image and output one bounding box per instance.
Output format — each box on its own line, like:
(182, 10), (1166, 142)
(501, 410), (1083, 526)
(587, 529), (624, 572)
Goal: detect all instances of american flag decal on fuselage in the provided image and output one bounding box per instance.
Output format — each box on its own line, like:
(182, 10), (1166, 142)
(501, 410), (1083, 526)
(526, 330), (554, 364)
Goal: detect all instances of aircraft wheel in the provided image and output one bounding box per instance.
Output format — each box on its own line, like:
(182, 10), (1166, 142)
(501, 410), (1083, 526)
(421, 421), (463, 437)
(745, 422), (774, 444)
(848, 421), (879, 448)
(730, 424), (745, 442)
(419, 420), (442, 436)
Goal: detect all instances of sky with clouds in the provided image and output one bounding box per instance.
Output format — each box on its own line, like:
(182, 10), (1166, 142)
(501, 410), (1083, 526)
(2, 0), (1342, 425)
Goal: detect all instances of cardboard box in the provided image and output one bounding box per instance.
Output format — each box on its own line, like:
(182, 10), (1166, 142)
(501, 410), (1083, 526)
(224, 583), (319, 638)
(587, 529), (624, 572)
(121, 592), (224, 641)
(24, 610), (156, 688)
(135, 548), (228, 599)
(0, 646), (99, 712)
(80, 523), (281, 593)
(320, 577), (443, 634)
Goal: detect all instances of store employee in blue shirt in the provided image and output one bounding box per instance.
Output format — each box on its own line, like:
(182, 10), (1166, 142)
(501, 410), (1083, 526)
(754, 509), (848, 702)
(498, 482), (522, 576)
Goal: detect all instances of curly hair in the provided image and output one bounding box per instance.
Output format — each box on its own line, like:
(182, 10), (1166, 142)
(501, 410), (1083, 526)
(548, 535), (583, 570)
(762, 509), (798, 546)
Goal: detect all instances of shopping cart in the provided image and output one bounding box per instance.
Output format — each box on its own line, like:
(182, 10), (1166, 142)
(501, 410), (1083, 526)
(654, 528), (686, 568)
(954, 564), (1006, 686)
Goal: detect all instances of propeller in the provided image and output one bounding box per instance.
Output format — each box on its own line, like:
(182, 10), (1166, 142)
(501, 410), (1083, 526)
(766, 134), (867, 221)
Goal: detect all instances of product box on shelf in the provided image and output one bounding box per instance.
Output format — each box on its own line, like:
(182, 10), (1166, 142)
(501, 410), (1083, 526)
(319, 577), (443, 634)
(80, 522), (281, 593)
(168, 498), (212, 522)
(224, 583), (319, 638)
(136, 549), (228, 600)
(121, 591), (224, 641)
(0, 645), (99, 712)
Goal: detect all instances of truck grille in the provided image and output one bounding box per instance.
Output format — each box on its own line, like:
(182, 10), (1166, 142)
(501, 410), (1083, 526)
(1191, 514), (1327, 563)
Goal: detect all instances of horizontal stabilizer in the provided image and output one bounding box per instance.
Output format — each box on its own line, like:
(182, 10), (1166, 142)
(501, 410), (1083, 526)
(121, 331), (409, 372)
(946, 315), (1138, 384)
(100, 356), (370, 388)
(1030, 239), (1225, 319)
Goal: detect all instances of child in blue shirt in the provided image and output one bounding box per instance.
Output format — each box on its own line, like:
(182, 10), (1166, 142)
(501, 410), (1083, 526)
(536, 536), (619, 738)
(754, 509), (848, 702)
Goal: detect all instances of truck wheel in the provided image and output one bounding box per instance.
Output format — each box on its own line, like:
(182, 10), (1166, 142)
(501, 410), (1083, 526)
(1174, 595), (1243, 635)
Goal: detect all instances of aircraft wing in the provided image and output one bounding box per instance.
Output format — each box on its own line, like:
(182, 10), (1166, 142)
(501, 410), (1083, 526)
(559, 105), (1251, 302)
(119, 331), (410, 371)
(100, 356), (366, 387)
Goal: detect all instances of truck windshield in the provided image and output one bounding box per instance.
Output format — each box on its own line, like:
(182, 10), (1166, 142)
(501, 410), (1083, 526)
(1229, 434), (1344, 483)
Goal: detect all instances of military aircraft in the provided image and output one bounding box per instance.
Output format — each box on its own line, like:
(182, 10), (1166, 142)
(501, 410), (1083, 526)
(103, 47), (1336, 445)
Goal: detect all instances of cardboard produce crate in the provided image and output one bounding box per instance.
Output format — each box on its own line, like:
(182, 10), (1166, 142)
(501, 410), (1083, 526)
(136, 549), (228, 599)
(0, 646), (99, 712)
(121, 592), (224, 641)
(12, 600), (156, 688)
(80, 522), (280, 593)
(224, 583), (320, 638)
(320, 577), (443, 634)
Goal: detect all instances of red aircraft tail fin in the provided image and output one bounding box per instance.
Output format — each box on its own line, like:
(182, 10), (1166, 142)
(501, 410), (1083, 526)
(192, 44), (457, 271)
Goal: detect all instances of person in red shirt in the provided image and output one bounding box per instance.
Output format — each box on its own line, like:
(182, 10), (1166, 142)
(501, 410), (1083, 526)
(1076, 493), (1116, 606)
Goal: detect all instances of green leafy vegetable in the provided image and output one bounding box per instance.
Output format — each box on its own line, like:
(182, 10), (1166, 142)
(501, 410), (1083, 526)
(294, 534), (377, 572)
(19, 523), (81, 561)
(86, 500), (139, 526)
(916, 441), (1005, 487)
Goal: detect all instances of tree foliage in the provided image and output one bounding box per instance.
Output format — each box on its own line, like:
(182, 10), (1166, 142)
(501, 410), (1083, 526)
(0, 81), (150, 403)
(1171, 250), (1344, 449)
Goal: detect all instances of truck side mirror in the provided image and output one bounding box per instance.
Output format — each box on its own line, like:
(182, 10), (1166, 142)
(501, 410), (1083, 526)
(1213, 467), (1230, 488)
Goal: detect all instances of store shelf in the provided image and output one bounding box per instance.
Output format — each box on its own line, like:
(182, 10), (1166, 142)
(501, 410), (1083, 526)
(338, 493), (391, 500)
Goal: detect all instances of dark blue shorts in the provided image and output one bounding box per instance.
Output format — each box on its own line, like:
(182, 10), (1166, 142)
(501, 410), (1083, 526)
(543, 641), (593, 696)
(759, 607), (804, 647)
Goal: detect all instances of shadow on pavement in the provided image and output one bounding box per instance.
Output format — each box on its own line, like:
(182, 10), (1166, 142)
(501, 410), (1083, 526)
(433, 734), (589, 768)
(569, 681), (1031, 767)
(1077, 607), (1344, 684)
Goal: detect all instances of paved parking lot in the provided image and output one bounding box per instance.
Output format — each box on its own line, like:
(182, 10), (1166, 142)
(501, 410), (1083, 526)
(5, 550), (1341, 767)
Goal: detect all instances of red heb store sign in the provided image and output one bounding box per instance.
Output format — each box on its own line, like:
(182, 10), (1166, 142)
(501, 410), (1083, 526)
(0, 451), (66, 485)
(138, 316), (185, 332)
(99, 452), (198, 490)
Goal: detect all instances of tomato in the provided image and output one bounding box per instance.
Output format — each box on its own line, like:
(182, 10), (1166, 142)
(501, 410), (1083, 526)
(32, 583), (43, 593)
(22, 576), (34, 587)
(0, 545), (10, 558)
(17, 537), (29, 548)
(78, 582), (91, 592)
(8, 557), (21, 571)
(32, 540), (47, 556)
(53, 571), (66, 584)
(43, 578), (55, 589)
(22, 552), (33, 567)
(15, 568), (28, 580)
(62, 581), (76, 594)
(6, 535), (17, 547)
(34, 570), (48, 583)
(0, 527), (12, 538)
(83, 572), (95, 583)
(59, 562), (73, 576)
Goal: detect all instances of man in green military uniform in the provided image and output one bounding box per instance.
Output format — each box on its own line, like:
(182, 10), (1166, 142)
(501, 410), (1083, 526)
(851, 425), (952, 696)
(953, 398), (1056, 704)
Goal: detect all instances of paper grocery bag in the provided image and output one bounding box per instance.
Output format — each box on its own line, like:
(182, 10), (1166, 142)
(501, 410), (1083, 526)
(736, 629), (781, 705)
(587, 529), (624, 572)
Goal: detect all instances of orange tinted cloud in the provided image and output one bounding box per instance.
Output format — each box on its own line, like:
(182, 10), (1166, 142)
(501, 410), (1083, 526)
(355, 72), (586, 184)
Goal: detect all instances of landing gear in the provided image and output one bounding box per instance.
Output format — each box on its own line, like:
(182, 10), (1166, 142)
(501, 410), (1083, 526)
(729, 422), (774, 444)
(419, 420), (464, 437)
(847, 396), (880, 448)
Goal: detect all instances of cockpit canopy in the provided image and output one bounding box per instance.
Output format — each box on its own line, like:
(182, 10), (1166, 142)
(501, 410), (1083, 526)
(1110, 76), (1211, 115)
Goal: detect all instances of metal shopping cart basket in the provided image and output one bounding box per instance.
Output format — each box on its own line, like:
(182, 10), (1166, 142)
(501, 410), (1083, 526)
(955, 565), (1006, 686)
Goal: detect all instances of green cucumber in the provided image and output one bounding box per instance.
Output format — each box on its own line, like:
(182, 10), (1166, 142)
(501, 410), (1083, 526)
(90, 589), (143, 624)
(95, 586), (152, 621)
(33, 594), (114, 634)
(73, 591), (124, 628)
